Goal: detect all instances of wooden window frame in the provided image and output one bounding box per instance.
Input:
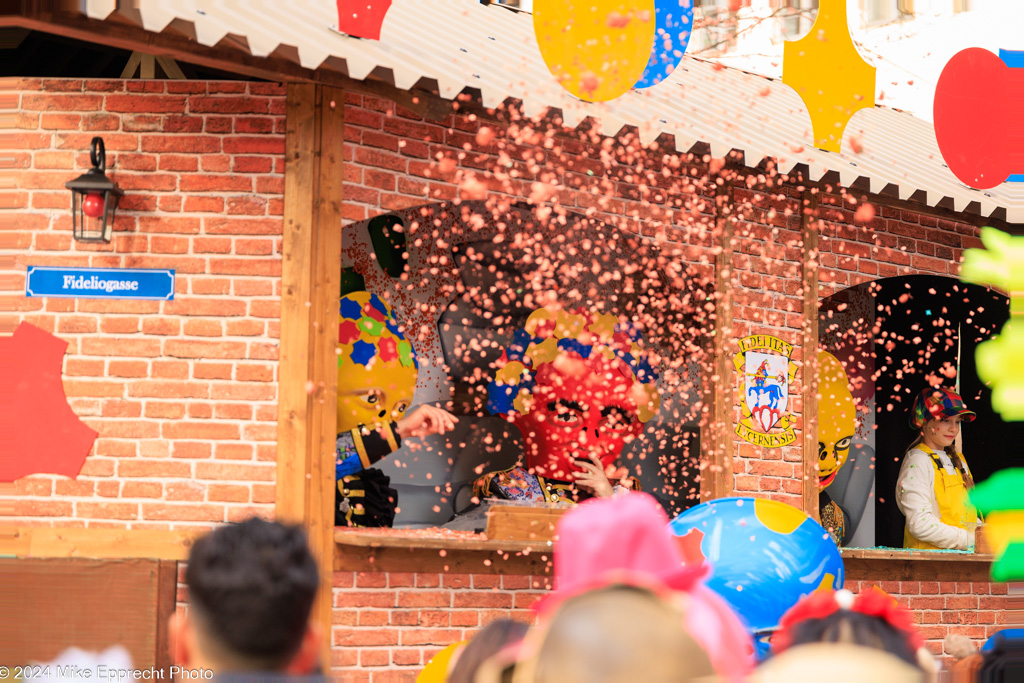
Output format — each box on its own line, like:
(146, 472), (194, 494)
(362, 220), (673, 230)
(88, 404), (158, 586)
(276, 83), (343, 664)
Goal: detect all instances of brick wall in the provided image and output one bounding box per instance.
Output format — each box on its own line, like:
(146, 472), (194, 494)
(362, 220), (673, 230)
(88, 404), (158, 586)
(845, 580), (1011, 645)
(3, 79), (286, 529)
(6, 81), (981, 525)
(5, 80), (1007, 680)
(329, 571), (548, 676)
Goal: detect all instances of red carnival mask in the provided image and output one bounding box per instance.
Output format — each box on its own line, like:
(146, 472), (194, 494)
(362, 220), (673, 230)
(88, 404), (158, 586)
(488, 308), (660, 481)
(512, 351), (646, 479)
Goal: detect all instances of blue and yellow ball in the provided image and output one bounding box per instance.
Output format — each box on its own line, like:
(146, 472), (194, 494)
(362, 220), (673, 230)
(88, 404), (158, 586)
(669, 497), (845, 659)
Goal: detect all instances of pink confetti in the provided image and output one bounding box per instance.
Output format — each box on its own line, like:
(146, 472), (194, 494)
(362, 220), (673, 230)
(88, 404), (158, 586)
(854, 203), (875, 224)
(606, 11), (630, 28)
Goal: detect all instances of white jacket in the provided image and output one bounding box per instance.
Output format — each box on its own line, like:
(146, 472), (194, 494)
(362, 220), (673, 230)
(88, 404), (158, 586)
(895, 446), (974, 551)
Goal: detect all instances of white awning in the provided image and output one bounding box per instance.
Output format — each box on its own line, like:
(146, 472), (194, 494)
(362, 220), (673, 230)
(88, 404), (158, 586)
(84, 0), (1024, 222)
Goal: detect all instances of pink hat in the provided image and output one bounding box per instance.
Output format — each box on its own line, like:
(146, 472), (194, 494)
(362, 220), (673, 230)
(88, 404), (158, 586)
(536, 493), (755, 680)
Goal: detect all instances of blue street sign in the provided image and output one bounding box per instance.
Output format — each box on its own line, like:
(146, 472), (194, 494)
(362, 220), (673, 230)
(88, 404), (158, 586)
(26, 266), (175, 300)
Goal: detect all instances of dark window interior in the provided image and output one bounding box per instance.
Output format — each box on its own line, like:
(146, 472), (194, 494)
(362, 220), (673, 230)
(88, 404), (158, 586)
(353, 201), (709, 525)
(820, 274), (1020, 549)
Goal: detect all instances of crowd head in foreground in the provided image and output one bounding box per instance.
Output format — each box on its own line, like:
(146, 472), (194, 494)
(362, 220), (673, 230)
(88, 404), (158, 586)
(153, 506), (1014, 681)
(169, 518), (322, 676)
(439, 494), (1017, 683)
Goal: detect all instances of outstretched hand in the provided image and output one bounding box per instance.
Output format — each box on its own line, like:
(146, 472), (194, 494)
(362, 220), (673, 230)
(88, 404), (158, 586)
(395, 404), (459, 439)
(571, 453), (615, 498)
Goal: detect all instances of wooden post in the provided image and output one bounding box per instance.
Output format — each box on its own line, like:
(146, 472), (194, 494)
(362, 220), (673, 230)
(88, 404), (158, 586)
(276, 83), (343, 666)
(800, 190), (821, 520)
(700, 181), (735, 501)
(277, 84), (315, 526)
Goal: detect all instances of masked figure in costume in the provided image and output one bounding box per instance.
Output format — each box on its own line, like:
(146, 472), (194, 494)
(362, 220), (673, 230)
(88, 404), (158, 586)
(817, 350), (856, 546)
(474, 307), (661, 505)
(336, 291), (457, 527)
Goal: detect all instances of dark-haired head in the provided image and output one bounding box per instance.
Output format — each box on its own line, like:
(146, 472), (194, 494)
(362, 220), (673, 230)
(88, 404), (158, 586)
(447, 619), (530, 683)
(781, 609), (920, 666)
(772, 588), (924, 669)
(174, 518), (320, 673)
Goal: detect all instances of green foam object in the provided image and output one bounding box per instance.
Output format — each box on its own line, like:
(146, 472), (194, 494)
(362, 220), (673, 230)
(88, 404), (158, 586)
(960, 227), (1024, 293)
(960, 228), (1024, 422)
(991, 543), (1024, 583)
(970, 468), (1024, 514)
(976, 321), (1024, 420)
(970, 469), (1024, 582)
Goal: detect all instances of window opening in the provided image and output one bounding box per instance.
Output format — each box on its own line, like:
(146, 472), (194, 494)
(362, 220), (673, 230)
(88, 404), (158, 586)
(819, 275), (1019, 549)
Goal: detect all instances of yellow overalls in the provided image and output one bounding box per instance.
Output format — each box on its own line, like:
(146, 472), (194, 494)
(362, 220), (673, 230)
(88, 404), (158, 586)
(903, 445), (978, 550)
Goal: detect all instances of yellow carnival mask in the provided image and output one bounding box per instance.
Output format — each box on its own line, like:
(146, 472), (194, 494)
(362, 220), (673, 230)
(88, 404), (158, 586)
(818, 350), (855, 488)
(337, 291), (418, 433)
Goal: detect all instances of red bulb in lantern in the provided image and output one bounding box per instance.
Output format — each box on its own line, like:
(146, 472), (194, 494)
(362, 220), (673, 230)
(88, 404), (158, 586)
(82, 192), (104, 219)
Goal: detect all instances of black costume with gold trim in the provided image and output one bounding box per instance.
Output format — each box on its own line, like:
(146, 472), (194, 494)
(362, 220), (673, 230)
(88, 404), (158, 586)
(473, 465), (643, 506)
(819, 489), (850, 546)
(335, 422), (402, 527)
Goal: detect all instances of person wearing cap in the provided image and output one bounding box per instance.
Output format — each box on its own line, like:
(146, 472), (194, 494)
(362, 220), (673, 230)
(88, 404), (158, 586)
(896, 387), (980, 550)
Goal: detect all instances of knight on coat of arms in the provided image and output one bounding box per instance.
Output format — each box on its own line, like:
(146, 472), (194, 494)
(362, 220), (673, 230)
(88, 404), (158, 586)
(735, 335), (798, 448)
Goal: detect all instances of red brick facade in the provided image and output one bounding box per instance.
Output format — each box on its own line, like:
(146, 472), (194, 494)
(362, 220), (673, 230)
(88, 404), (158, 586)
(328, 572), (549, 673)
(6, 80), (1009, 680)
(5, 79), (285, 529)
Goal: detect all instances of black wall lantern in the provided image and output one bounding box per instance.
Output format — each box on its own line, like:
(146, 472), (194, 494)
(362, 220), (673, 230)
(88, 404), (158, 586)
(66, 137), (123, 243)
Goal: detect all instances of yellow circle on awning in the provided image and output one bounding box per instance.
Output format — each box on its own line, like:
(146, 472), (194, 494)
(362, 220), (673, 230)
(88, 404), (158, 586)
(534, 0), (656, 103)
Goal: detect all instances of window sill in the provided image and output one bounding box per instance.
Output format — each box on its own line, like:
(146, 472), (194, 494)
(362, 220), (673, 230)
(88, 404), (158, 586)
(334, 527), (553, 576)
(335, 529), (997, 582)
(840, 547), (994, 582)
(841, 547), (993, 562)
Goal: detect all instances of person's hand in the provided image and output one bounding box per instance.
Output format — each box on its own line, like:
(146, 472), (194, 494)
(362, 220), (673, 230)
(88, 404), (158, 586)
(572, 453), (615, 498)
(395, 404), (459, 439)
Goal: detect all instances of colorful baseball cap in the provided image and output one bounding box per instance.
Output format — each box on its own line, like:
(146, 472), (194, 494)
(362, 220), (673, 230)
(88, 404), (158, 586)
(910, 387), (977, 429)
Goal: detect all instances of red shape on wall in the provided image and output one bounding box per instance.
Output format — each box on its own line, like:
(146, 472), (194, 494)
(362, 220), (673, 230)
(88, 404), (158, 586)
(674, 527), (707, 567)
(337, 0), (392, 41)
(0, 322), (98, 482)
(934, 47), (1024, 190)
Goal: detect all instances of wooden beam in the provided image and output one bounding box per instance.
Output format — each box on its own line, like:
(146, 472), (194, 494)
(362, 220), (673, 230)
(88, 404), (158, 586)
(155, 55), (186, 79)
(276, 83), (317, 526)
(4, 11), (314, 84)
(140, 52), (155, 79)
(800, 191), (821, 520)
(119, 50), (142, 78)
(335, 545), (555, 580)
(841, 551), (992, 582)
(307, 85), (344, 668)
(334, 532), (996, 582)
(701, 181), (735, 501)
(155, 560), (178, 673)
(275, 82), (343, 666)
(0, 526), (201, 560)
